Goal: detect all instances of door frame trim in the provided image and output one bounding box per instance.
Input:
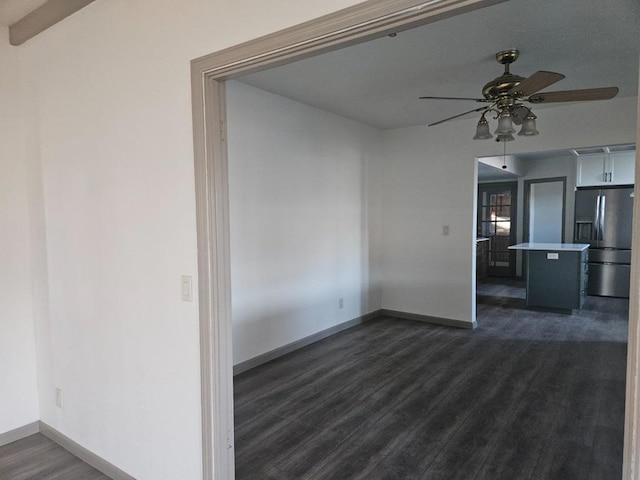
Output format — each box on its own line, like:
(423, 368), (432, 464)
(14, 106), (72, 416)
(189, 1), (640, 479)
(623, 98), (640, 478)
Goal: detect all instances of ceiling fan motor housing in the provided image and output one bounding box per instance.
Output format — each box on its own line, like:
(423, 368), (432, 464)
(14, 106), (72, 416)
(482, 73), (524, 101)
(482, 49), (524, 101)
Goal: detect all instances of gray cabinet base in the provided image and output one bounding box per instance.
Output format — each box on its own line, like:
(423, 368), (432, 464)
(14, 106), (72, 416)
(526, 250), (587, 310)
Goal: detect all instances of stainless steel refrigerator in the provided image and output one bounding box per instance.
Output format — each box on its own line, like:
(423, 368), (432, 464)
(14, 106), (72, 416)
(574, 186), (634, 298)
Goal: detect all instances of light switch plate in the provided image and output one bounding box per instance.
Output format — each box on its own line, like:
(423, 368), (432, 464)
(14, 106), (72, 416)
(181, 276), (193, 302)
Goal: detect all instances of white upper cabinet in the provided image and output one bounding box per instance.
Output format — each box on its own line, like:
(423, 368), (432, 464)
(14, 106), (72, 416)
(577, 154), (608, 186)
(610, 151), (636, 185)
(576, 150), (636, 186)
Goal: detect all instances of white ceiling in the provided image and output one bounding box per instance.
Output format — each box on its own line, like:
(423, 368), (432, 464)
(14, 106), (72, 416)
(238, 0), (640, 131)
(0, 0), (47, 26)
(477, 161), (518, 182)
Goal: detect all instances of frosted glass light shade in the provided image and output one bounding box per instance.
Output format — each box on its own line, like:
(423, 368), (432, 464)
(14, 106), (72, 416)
(518, 114), (539, 136)
(496, 133), (515, 142)
(473, 117), (493, 140)
(494, 111), (515, 135)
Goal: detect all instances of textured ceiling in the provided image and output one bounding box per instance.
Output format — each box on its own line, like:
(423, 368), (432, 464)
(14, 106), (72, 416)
(238, 0), (640, 130)
(0, 0), (47, 26)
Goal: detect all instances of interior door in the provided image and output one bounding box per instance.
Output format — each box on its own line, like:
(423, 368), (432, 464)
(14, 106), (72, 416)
(477, 182), (517, 277)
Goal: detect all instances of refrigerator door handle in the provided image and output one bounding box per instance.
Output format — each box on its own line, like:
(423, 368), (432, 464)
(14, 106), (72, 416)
(594, 195), (601, 243)
(600, 195), (606, 244)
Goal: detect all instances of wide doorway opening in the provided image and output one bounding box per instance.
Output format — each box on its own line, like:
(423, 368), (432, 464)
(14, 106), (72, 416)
(196, 2), (640, 478)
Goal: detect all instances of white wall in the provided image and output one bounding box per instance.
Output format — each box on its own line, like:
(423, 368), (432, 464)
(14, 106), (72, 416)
(12, 0), (363, 479)
(378, 96), (637, 325)
(227, 81), (381, 364)
(4, 1), (638, 477)
(529, 181), (564, 242)
(0, 26), (39, 435)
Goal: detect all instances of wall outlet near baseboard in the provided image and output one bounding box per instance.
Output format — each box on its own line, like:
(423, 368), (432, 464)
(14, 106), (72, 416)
(338, 298), (344, 309)
(55, 388), (62, 408)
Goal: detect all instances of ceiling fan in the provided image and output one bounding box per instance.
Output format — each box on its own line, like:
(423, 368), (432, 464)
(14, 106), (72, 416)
(420, 49), (619, 141)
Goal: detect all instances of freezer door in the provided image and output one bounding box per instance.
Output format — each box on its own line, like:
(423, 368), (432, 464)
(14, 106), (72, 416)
(587, 263), (631, 298)
(574, 188), (600, 247)
(600, 187), (634, 249)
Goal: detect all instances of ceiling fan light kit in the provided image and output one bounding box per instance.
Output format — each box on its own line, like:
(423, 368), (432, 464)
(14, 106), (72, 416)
(518, 112), (539, 137)
(422, 49), (619, 143)
(495, 110), (516, 135)
(472, 114), (492, 140)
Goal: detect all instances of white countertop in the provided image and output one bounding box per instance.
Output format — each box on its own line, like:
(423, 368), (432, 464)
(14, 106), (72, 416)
(508, 242), (590, 251)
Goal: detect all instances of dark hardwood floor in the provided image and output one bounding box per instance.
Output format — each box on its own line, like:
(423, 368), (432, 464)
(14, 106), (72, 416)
(0, 433), (110, 480)
(0, 280), (626, 480)
(234, 282), (628, 480)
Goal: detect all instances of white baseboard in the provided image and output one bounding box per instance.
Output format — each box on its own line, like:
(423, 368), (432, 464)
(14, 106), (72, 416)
(0, 421), (39, 447)
(380, 309), (477, 329)
(234, 310), (381, 375)
(234, 308), (476, 375)
(39, 422), (136, 480)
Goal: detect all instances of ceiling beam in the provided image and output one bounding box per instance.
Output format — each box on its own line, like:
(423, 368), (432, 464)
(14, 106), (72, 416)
(9, 0), (97, 46)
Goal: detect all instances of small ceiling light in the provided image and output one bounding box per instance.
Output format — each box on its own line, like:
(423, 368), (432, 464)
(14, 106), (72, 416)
(494, 110), (515, 135)
(518, 112), (539, 136)
(473, 114), (493, 140)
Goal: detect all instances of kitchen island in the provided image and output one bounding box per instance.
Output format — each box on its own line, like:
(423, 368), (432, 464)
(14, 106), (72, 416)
(508, 243), (590, 311)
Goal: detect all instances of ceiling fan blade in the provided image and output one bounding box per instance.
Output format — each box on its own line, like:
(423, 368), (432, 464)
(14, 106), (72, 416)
(428, 106), (490, 127)
(420, 96), (488, 102)
(527, 87), (619, 103)
(508, 71), (565, 97)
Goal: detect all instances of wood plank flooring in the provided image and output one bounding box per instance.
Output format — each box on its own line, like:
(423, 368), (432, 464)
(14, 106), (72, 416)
(0, 280), (626, 480)
(234, 284), (628, 480)
(0, 433), (110, 480)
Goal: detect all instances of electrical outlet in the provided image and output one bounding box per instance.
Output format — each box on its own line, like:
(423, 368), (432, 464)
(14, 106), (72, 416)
(55, 388), (63, 408)
(443, 225), (450, 236)
(338, 298), (344, 309)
